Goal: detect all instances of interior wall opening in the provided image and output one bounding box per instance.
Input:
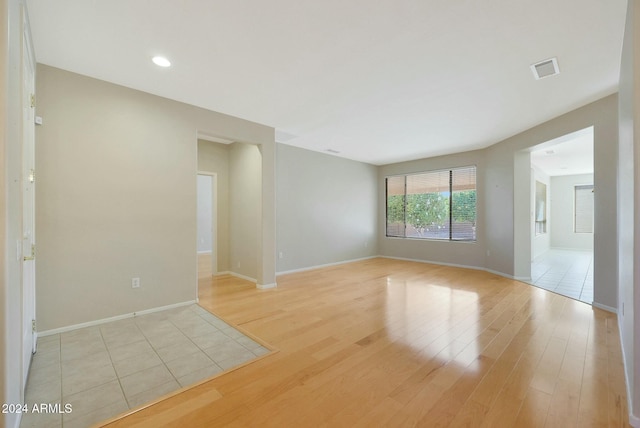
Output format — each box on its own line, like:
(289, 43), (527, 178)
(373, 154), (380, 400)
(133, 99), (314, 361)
(528, 126), (594, 304)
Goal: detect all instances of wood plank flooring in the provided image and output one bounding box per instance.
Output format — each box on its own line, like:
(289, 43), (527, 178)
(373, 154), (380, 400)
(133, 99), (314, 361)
(101, 258), (630, 427)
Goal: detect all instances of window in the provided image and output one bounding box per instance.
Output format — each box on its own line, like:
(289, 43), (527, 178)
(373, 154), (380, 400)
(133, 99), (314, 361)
(574, 185), (594, 233)
(386, 166), (476, 241)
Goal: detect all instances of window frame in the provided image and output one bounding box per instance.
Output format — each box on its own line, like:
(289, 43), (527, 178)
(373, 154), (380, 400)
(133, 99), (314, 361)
(385, 165), (477, 242)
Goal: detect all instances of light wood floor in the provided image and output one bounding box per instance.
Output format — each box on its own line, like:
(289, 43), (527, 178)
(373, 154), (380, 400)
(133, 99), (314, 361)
(197, 252), (213, 279)
(102, 258), (630, 427)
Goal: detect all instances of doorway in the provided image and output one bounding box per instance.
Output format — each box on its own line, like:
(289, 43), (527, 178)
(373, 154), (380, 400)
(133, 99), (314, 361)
(197, 173), (217, 280)
(528, 127), (594, 303)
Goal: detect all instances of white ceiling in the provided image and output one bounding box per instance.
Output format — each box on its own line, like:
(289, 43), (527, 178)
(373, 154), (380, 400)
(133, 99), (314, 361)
(530, 127), (594, 177)
(26, 0), (627, 165)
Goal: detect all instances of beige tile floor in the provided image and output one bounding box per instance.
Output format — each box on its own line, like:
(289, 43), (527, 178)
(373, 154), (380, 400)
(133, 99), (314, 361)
(20, 304), (270, 428)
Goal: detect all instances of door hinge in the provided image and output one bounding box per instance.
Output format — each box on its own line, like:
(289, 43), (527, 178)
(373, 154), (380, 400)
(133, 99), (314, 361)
(30, 93), (35, 108)
(24, 244), (35, 261)
(28, 169), (35, 184)
(32, 319), (36, 332)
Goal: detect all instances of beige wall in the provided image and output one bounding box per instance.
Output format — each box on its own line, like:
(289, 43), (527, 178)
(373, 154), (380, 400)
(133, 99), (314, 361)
(229, 142), (261, 280)
(35, 65), (275, 331)
(618, 0), (640, 421)
(277, 144), (378, 272)
(197, 140), (230, 272)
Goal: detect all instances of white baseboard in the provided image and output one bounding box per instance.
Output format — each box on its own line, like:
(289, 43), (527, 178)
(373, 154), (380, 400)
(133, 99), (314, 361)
(549, 246), (593, 252)
(276, 255), (377, 275)
(38, 300), (197, 337)
(197, 250), (212, 255)
(216, 271), (275, 288)
(380, 255), (522, 281)
(257, 282), (277, 290)
(592, 302), (617, 314)
(229, 271), (257, 283)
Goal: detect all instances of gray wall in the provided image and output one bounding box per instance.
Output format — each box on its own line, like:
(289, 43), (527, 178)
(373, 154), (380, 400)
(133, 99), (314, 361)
(35, 65), (275, 331)
(276, 144), (378, 272)
(550, 174), (594, 250)
(618, 0), (639, 421)
(197, 140), (230, 272)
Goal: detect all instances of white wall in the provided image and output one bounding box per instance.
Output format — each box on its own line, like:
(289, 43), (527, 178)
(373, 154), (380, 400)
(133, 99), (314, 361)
(617, 0), (639, 423)
(277, 144), (378, 272)
(2, 1), (29, 427)
(532, 167), (551, 259)
(196, 175), (213, 253)
(35, 65), (275, 331)
(550, 173), (594, 250)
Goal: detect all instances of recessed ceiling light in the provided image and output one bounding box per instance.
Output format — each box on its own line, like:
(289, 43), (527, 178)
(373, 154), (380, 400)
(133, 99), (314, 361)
(152, 56), (171, 67)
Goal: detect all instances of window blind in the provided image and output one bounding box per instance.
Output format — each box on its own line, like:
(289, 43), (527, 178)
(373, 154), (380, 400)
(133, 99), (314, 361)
(451, 167), (477, 240)
(385, 166), (476, 241)
(386, 176), (405, 237)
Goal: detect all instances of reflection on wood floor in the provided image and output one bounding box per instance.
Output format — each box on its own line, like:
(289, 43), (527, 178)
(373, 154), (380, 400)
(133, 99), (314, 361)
(103, 257), (630, 427)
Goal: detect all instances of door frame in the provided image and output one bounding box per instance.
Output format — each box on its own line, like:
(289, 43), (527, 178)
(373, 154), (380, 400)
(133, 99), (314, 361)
(21, 5), (37, 394)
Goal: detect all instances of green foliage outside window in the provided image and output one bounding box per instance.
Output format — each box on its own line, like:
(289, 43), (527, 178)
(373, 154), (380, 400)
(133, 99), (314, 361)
(385, 168), (476, 241)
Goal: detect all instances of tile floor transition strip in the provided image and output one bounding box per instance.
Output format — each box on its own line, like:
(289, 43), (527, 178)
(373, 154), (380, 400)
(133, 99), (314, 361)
(20, 304), (273, 428)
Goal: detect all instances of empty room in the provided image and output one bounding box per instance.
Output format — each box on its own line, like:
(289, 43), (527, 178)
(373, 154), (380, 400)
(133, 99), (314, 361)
(2, 0), (639, 427)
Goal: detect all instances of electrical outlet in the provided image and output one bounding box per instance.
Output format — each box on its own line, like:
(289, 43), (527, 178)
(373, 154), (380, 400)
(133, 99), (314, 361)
(132, 277), (140, 288)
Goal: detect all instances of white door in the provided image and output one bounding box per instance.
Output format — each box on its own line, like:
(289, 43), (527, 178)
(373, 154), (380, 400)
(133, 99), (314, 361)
(22, 22), (37, 390)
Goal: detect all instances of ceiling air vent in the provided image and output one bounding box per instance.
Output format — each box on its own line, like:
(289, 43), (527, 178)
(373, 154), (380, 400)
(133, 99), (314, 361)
(531, 57), (560, 80)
